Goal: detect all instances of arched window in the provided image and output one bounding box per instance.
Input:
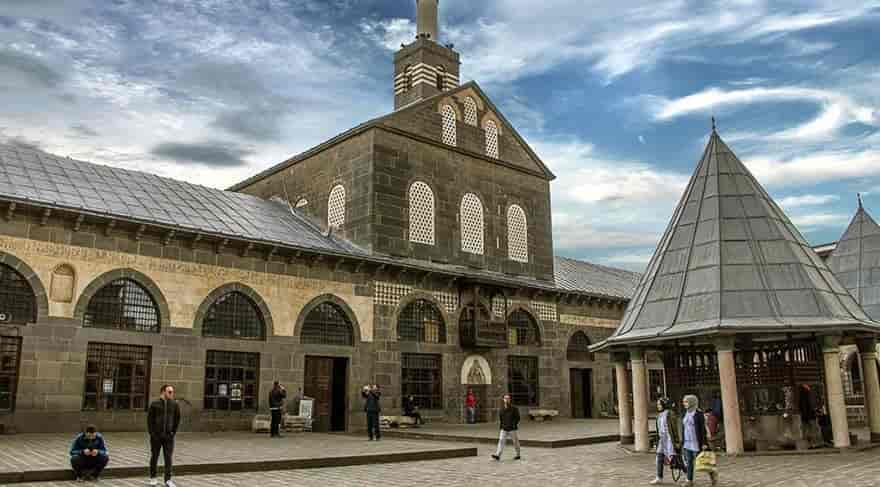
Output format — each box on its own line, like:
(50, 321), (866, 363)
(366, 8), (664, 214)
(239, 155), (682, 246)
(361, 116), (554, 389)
(463, 97), (478, 126)
(202, 291), (266, 340)
(301, 302), (354, 346)
(507, 309), (540, 346)
(441, 105), (457, 147)
(567, 331), (593, 361)
(507, 204), (528, 263)
(460, 193), (484, 255)
(405, 65), (414, 91)
(0, 263), (37, 324)
(328, 185), (346, 228)
(484, 120), (500, 159)
(295, 198), (308, 208)
(83, 278), (160, 333)
(398, 299), (446, 343)
(436, 65), (445, 91)
(409, 181), (435, 245)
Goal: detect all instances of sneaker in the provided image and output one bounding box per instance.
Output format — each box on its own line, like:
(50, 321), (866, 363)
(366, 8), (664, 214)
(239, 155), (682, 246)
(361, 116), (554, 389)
(148, 479), (159, 487)
(649, 478), (663, 485)
(166, 481), (177, 487)
(491, 454), (500, 461)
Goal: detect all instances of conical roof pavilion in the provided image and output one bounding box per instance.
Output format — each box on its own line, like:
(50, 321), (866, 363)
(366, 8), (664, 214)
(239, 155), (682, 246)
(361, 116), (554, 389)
(602, 130), (879, 347)
(827, 200), (880, 321)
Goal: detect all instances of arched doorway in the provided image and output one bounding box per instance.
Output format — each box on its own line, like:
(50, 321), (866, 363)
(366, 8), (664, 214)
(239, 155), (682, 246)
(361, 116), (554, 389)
(461, 355), (492, 423)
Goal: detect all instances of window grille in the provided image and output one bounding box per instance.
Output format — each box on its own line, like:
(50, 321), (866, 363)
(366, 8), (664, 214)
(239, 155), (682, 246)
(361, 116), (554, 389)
(328, 185), (346, 228)
(408, 181), (435, 245)
(398, 299), (445, 343)
(202, 291), (265, 340)
(435, 66), (445, 91)
(83, 343), (150, 411)
(441, 105), (457, 146)
(508, 356), (539, 406)
(733, 340), (824, 416)
(484, 120), (500, 159)
(295, 198), (308, 208)
(491, 294), (506, 319)
(663, 348), (720, 413)
(405, 65), (413, 90)
(460, 193), (484, 255)
(507, 309), (540, 346)
(463, 97), (478, 126)
(0, 336), (21, 411)
(83, 278), (160, 333)
(204, 350), (259, 411)
(0, 263), (36, 325)
(507, 205), (529, 263)
(649, 369), (667, 403)
(402, 353), (443, 409)
(567, 331), (593, 361)
(301, 302), (354, 346)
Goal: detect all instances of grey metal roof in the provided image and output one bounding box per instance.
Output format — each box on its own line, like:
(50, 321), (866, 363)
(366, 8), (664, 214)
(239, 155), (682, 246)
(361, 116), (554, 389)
(827, 203), (880, 321)
(0, 143), (363, 255)
(554, 256), (640, 299)
(603, 131), (879, 347)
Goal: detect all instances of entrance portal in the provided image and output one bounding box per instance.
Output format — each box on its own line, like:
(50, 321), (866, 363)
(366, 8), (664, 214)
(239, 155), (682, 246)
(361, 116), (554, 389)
(304, 356), (348, 432)
(570, 368), (593, 418)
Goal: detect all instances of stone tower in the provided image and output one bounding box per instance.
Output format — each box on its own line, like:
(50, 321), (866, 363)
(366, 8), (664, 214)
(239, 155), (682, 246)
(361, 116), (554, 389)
(394, 0), (460, 109)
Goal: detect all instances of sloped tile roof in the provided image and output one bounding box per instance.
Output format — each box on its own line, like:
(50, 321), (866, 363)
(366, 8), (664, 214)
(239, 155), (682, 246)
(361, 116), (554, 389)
(827, 204), (880, 321)
(554, 256), (640, 299)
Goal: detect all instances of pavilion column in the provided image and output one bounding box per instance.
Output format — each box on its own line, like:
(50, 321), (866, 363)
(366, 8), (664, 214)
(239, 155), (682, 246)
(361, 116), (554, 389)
(630, 348), (650, 452)
(613, 354), (633, 444)
(715, 337), (744, 454)
(822, 336), (850, 448)
(857, 338), (880, 443)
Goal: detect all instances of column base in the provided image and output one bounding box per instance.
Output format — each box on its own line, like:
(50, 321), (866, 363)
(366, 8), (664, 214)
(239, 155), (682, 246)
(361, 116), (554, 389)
(619, 435), (634, 445)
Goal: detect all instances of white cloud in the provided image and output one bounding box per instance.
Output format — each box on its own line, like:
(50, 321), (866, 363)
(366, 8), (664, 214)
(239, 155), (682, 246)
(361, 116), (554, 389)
(745, 149), (880, 187)
(789, 212), (851, 229)
(604, 252), (655, 265)
(778, 194), (839, 208)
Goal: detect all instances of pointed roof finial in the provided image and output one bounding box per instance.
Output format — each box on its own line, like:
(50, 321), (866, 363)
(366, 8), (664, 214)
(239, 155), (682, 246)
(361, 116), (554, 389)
(711, 116), (716, 132)
(858, 193), (863, 209)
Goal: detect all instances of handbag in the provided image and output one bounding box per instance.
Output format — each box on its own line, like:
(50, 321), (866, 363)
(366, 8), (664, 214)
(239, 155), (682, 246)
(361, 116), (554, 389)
(694, 450), (717, 473)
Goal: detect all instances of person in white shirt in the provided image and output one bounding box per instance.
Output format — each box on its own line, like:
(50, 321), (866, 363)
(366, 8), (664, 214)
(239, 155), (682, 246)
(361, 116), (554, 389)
(650, 398), (681, 485)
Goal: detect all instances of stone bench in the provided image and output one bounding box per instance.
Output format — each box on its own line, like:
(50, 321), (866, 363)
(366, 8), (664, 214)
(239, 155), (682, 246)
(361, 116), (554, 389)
(380, 415), (419, 429)
(251, 414), (308, 433)
(528, 409), (559, 421)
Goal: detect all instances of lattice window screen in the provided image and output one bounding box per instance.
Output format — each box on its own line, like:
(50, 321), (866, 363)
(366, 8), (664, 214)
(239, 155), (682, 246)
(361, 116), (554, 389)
(463, 97), (478, 126)
(531, 301), (557, 322)
(408, 181), (435, 245)
(491, 294), (506, 319)
(373, 282), (413, 306)
(507, 205), (528, 262)
(441, 105), (457, 146)
(460, 193), (484, 255)
(328, 185), (346, 228)
(484, 120), (499, 159)
(295, 198), (308, 208)
(431, 291), (459, 314)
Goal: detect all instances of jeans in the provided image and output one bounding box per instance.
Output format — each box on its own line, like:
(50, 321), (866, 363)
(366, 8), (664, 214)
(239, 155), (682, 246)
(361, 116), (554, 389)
(495, 430), (520, 457)
(655, 453), (666, 479)
(683, 448), (698, 482)
(270, 409), (282, 436)
(71, 454), (109, 478)
(466, 407), (476, 424)
(149, 435), (175, 482)
(366, 411), (381, 440)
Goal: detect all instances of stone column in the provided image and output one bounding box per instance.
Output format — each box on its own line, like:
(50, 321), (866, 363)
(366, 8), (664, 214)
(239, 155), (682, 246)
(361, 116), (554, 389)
(858, 339), (880, 443)
(822, 336), (850, 448)
(716, 337), (744, 454)
(613, 354), (633, 444)
(630, 348), (650, 452)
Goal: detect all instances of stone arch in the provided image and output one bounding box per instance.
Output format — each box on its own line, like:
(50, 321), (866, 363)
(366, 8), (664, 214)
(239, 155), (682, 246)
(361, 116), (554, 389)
(505, 304), (543, 345)
(0, 251), (48, 324)
(461, 354), (493, 385)
(394, 292), (449, 344)
(73, 268), (171, 332)
(841, 348), (863, 397)
(193, 282), (274, 339)
(566, 329), (594, 362)
(50, 263), (76, 303)
(294, 293), (361, 345)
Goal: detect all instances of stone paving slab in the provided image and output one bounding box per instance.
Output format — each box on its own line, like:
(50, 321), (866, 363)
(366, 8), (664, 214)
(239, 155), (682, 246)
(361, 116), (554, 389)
(0, 432), (475, 484)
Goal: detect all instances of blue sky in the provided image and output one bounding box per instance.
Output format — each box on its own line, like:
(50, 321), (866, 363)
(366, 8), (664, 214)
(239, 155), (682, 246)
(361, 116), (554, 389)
(1, 0), (879, 271)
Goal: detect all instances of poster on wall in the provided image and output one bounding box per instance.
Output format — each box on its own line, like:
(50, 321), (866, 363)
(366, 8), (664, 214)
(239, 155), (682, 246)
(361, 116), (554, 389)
(218, 384), (228, 396)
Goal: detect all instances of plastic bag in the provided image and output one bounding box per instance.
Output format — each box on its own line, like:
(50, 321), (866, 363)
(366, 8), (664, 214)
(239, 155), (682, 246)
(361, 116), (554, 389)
(695, 451), (717, 473)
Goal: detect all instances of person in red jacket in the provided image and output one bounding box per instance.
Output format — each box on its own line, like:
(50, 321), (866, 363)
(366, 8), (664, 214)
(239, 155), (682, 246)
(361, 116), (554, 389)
(465, 388), (477, 424)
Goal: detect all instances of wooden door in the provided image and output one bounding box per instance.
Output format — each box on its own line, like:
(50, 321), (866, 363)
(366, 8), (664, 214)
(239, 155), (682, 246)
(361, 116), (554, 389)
(582, 369), (593, 418)
(570, 369), (584, 418)
(304, 356), (334, 432)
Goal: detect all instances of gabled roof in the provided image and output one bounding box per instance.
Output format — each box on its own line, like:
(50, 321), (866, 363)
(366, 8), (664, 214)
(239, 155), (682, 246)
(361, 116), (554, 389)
(601, 130), (879, 348)
(827, 202), (880, 320)
(554, 256), (640, 299)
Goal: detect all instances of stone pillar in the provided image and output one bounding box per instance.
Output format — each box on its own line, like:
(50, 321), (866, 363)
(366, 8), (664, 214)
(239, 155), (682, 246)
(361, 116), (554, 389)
(822, 336), (850, 448)
(630, 348), (650, 452)
(858, 339), (880, 443)
(613, 354), (633, 444)
(716, 337), (744, 454)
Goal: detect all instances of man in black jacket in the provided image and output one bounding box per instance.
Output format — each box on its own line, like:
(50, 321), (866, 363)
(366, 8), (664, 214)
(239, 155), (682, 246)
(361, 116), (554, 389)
(362, 384), (381, 440)
(491, 393), (521, 461)
(147, 384), (181, 487)
(269, 381), (287, 437)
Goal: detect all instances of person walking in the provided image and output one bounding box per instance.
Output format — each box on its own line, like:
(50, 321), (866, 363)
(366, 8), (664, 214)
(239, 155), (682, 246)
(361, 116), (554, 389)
(147, 384), (181, 487)
(465, 388), (477, 424)
(362, 384), (382, 441)
(491, 393), (521, 461)
(269, 381), (287, 438)
(650, 398), (680, 485)
(70, 424), (109, 481)
(681, 394), (716, 487)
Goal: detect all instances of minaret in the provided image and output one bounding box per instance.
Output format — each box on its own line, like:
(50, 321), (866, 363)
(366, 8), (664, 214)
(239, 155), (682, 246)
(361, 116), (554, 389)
(393, 0), (460, 110)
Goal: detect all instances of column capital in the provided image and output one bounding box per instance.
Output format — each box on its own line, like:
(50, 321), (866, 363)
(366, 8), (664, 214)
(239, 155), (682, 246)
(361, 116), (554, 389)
(714, 336), (736, 352)
(820, 335), (843, 353)
(629, 347), (646, 362)
(857, 337), (878, 355)
(611, 351), (630, 365)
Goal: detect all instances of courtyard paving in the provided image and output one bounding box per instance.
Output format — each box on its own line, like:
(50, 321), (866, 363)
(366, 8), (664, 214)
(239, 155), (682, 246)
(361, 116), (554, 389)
(382, 418), (631, 446)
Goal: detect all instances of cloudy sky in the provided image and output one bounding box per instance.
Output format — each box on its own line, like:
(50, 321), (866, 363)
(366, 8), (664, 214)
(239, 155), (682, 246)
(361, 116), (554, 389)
(1, 0), (879, 271)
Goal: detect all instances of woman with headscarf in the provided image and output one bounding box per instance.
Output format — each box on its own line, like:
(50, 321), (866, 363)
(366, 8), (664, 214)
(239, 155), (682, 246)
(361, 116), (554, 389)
(681, 394), (715, 486)
(650, 398), (681, 485)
